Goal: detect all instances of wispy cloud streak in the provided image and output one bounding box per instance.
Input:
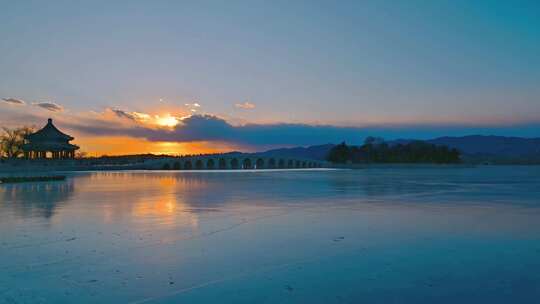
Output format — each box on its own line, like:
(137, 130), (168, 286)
(33, 102), (63, 112)
(235, 102), (255, 109)
(2, 98), (26, 105)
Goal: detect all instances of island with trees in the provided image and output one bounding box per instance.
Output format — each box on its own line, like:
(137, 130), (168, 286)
(327, 137), (461, 164)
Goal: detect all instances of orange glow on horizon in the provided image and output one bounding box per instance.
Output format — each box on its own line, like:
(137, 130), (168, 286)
(73, 136), (239, 156)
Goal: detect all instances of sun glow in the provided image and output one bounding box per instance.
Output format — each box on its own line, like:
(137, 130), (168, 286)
(155, 113), (179, 127)
(73, 136), (238, 156)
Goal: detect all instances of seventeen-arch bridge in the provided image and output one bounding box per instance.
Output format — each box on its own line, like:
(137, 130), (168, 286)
(152, 154), (327, 170)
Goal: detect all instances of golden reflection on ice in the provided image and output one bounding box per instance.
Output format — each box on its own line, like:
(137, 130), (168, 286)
(81, 173), (204, 229)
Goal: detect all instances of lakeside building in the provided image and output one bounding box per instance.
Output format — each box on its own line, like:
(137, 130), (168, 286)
(22, 118), (79, 159)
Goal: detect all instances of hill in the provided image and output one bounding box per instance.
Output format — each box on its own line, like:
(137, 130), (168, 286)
(261, 144), (334, 160)
(261, 136), (540, 164)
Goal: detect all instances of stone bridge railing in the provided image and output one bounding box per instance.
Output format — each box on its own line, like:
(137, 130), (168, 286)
(149, 154), (327, 170)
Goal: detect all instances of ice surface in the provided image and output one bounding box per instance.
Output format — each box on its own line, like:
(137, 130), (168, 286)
(1, 167), (540, 303)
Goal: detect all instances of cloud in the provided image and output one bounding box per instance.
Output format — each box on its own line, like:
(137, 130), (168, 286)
(68, 114), (365, 146)
(111, 108), (137, 120)
(74, 114), (540, 147)
(33, 102), (63, 112)
(4, 104), (540, 149)
(235, 102), (256, 109)
(2, 98), (26, 105)
(183, 102), (201, 113)
(109, 108), (151, 122)
(133, 112), (151, 121)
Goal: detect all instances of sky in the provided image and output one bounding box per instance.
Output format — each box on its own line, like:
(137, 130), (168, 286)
(1, 0), (539, 155)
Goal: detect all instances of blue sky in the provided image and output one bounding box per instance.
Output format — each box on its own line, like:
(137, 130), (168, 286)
(1, 0), (539, 153)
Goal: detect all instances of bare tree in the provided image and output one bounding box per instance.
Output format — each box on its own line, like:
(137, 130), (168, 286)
(0, 126), (35, 158)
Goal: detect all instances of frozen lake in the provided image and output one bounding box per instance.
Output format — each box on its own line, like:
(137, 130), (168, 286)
(1, 167), (540, 303)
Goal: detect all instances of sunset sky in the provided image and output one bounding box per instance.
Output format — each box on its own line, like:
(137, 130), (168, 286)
(1, 1), (539, 155)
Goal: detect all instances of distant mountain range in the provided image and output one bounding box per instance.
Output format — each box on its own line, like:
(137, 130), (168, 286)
(260, 144), (335, 160)
(262, 136), (540, 164)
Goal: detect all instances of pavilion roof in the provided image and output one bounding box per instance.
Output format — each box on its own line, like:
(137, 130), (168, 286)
(26, 118), (74, 142)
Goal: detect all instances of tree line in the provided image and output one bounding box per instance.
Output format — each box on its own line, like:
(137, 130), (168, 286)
(327, 137), (461, 164)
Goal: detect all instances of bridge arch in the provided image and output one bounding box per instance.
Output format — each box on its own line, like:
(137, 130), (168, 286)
(268, 158), (276, 169)
(243, 158), (253, 169)
(287, 160), (294, 168)
(230, 158), (239, 169)
(184, 160), (193, 170)
(173, 161), (181, 170)
(195, 159), (204, 170)
(278, 159), (285, 168)
(219, 158), (227, 169)
(256, 158), (264, 169)
(207, 159), (215, 169)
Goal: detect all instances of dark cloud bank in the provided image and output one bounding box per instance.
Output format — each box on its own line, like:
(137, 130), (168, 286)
(73, 115), (364, 145)
(71, 114), (540, 147)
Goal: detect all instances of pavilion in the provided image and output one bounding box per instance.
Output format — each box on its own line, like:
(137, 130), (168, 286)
(22, 118), (79, 159)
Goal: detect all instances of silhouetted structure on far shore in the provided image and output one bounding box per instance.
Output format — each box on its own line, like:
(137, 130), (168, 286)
(22, 118), (79, 159)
